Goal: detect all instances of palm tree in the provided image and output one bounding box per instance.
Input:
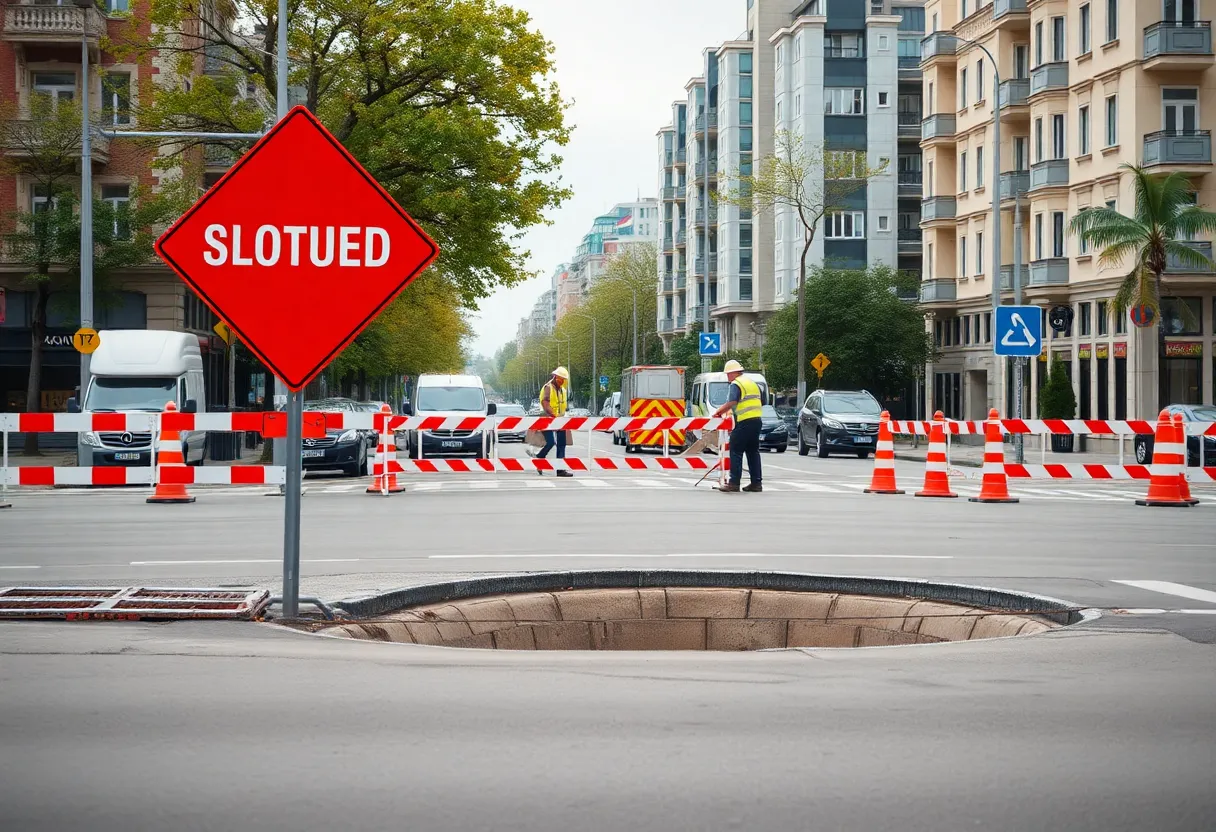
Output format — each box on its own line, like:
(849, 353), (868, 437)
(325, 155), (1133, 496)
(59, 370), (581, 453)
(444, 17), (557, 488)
(1070, 164), (1216, 322)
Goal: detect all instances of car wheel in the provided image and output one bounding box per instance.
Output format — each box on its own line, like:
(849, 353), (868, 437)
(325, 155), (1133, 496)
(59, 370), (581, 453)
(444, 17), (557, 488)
(359, 444), (369, 476)
(797, 429), (809, 456)
(776, 445), (787, 453)
(1134, 436), (1152, 465)
(856, 450), (870, 459)
(815, 430), (829, 459)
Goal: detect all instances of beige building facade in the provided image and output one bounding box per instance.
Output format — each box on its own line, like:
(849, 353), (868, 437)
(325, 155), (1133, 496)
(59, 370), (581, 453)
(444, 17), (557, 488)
(920, 0), (1216, 422)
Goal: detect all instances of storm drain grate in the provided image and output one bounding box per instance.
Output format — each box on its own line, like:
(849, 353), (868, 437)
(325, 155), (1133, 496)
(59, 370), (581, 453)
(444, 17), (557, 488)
(0, 587), (272, 621)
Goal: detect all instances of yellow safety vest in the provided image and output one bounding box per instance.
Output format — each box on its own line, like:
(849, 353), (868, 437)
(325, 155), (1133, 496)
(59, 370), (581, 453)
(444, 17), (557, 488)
(732, 377), (763, 422)
(541, 381), (568, 417)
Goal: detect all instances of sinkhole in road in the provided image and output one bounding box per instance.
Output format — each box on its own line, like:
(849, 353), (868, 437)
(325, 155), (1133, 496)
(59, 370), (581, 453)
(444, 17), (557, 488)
(305, 572), (1077, 651)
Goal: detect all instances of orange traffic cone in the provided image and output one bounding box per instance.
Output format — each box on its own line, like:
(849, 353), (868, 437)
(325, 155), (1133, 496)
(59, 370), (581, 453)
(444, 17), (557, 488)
(1136, 410), (1191, 507)
(970, 408), (1018, 503)
(864, 411), (904, 494)
(368, 404), (405, 494)
(147, 401), (196, 504)
(915, 411), (957, 498)
(1173, 412), (1200, 506)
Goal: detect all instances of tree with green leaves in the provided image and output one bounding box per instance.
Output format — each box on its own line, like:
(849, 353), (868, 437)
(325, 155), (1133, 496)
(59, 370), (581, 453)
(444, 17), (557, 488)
(0, 97), (196, 453)
(1037, 355), (1076, 420)
(721, 129), (887, 404)
(112, 0), (571, 307)
(760, 265), (932, 400)
(1070, 163), (1216, 321)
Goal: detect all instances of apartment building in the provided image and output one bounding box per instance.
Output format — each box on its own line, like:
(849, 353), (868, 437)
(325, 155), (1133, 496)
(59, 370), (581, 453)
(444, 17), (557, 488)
(920, 0), (1216, 422)
(0, 0), (251, 412)
(561, 200), (657, 320)
(657, 0), (925, 354)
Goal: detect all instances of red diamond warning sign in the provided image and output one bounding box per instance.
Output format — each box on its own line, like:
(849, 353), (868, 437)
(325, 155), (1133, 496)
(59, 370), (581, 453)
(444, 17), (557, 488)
(155, 106), (439, 391)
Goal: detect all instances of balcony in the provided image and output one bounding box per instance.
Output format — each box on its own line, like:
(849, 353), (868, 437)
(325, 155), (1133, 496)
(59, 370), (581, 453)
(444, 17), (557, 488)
(2, 3), (106, 45)
(998, 79), (1030, 116)
(898, 55), (921, 73)
(898, 110), (922, 138)
(999, 264), (1030, 291)
(1144, 21), (1214, 71)
(898, 228), (923, 248)
(921, 196), (956, 222)
(676, 314), (687, 330)
(692, 110), (718, 136)
(693, 206), (718, 226)
(694, 156), (718, 178)
(676, 272), (687, 290)
(661, 278), (674, 293)
(675, 149), (687, 166)
(661, 235), (674, 253)
(693, 257), (718, 276)
(919, 278), (957, 304)
(675, 229), (687, 247)
(661, 186), (679, 201)
(921, 113), (956, 142)
(1029, 258), (1069, 286)
(1143, 129), (1213, 171)
(1029, 62), (1068, 96)
(1165, 240), (1216, 273)
(920, 31), (957, 63)
(659, 318), (674, 333)
(999, 170), (1030, 202)
(1029, 158), (1069, 191)
(2, 119), (111, 165)
(993, 0), (1029, 27)
(898, 171), (923, 193)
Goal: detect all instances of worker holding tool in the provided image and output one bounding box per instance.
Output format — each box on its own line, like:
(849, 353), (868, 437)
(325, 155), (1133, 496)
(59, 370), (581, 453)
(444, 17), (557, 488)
(711, 359), (763, 493)
(531, 366), (573, 477)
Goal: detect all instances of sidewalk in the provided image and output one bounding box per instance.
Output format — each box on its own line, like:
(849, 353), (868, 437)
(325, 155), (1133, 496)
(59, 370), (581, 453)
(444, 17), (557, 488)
(893, 438), (1134, 468)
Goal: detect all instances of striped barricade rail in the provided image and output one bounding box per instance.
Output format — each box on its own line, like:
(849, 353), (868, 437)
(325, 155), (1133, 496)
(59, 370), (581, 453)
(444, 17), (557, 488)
(158, 466), (286, 485)
(374, 456), (719, 475)
(890, 418), (1212, 437)
(975, 463), (1216, 481)
(0, 465), (285, 486)
(890, 420), (983, 436)
(382, 415), (733, 433)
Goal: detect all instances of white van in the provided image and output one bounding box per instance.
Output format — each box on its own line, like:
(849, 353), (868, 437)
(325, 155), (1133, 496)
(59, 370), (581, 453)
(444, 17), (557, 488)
(403, 373), (497, 458)
(72, 330), (207, 467)
(689, 371), (771, 418)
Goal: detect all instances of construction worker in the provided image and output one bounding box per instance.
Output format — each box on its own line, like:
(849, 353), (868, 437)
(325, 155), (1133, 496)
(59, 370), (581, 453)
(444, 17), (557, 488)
(532, 366), (573, 477)
(711, 359), (763, 493)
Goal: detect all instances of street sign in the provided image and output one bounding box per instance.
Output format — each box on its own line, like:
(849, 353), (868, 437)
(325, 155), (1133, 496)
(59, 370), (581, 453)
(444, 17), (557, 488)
(1130, 305), (1156, 328)
(72, 327), (100, 354)
(213, 320), (236, 346)
(811, 352), (830, 379)
(599, 375), (609, 387)
(154, 106), (440, 391)
(994, 305), (1043, 357)
(699, 332), (722, 356)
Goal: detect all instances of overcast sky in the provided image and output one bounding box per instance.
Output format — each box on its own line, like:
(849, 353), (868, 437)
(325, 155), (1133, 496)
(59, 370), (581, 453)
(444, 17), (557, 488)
(467, 0), (745, 358)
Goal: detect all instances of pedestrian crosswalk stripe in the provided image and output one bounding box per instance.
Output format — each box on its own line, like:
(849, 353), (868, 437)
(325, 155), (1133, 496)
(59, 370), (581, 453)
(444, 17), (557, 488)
(576, 478), (608, 487)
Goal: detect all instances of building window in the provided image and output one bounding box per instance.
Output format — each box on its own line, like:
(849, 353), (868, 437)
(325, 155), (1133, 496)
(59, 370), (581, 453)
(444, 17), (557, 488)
(1105, 0), (1118, 43)
(1078, 207), (1090, 254)
(824, 211), (865, 238)
(794, 94), (801, 116)
(985, 312), (992, 343)
(1161, 297), (1203, 336)
(825, 150), (867, 179)
(1079, 105), (1090, 154)
(878, 91), (889, 107)
(106, 0), (129, 10)
(804, 0), (824, 14)
(878, 215), (890, 231)
(739, 52), (752, 73)
(101, 72), (131, 126)
(31, 71), (76, 109)
(959, 236), (967, 277)
(1052, 211), (1065, 257)
(976, 59), (984, 101)
(825, 33), (865, 58)
(1035, 213), (1044, 259)
(740, 224), (752, 248)
(30, 184), (57, 213)
(976, 231), (984, 275)
(1014, 45), (1028, 78)
(1051, 16), (1065, 61)
(776, 101), (782, 124)
(1105, 95), (1117, 145)
(976, 145), (984, 188)
(1097, 300), (1108, 335)
(776, 44), (783, 68)
(740, 102), (752, 125)
(1035, 21), (1044, 66)
(739, 76), (753, 98)
(1034, 117), (1044, 161)
(1080, 301), (1092, 335)
(898, 7), (925, 31)
(1014, 136), (1028, 170)
(961, 0), (969, 16)
(960, 69), (968, 108)
(101, 183), (130, 239)
(960, 151), (967, 190)
(824, 88), (865, 115)
(1080, 4), (1091, 54)
(878, 34), (889, 51)
(1052, 114), (1065, 159)
(739, 250), (753, 275)
(740, 128), (753, 151)
(927, 243), (934, 276)
(1163, 87), (1199, 132)
(965, 316), (972, 345)
(793, 34), (802, 65)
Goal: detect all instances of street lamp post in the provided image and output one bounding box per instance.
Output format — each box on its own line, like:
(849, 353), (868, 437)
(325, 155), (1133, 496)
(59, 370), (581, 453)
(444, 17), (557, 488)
(572, 311), (597, 414)
(73, 0), (93, 404)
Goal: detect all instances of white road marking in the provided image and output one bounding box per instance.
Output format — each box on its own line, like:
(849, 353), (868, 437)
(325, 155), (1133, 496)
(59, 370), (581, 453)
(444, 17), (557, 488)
(576, 478), (609, 487)
(1113, 580), (1216, 606)
(524, 480), (556, 489)
(0, 565), (40, 569)
(428, 552), (953, 560)
(129, 558), (362, 566)
(468, 481), (499, 489)
(772, 480), (845, 493)
(1114, 608), (1216, 615)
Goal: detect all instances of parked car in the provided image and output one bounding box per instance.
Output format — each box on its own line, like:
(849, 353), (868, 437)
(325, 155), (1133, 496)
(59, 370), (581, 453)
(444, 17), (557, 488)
(495, 403), (528, 442)
(796, 389), (883, 459)
(300, 399), (371, 477)
(775, 405), (799, 442)
(1134, 404), (1216, 466)
(759, 405), (790, 452)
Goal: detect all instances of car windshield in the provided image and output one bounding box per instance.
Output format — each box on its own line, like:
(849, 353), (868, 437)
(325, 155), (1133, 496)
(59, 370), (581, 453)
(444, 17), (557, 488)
(707, 382), (730, 407)
(761, 405), (779, 418)
(824, 394), (881, 416)
(85, 377), (176, 412)
(356, 403), (384, 413)
(416, 386), (485, 412)
(1190, 406), (1216, 421)
(304, 400), (349, 412)
(498, 405), (526, 416)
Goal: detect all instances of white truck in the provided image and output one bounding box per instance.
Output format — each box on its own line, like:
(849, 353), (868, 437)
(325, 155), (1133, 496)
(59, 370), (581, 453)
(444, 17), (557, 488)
(70, 330), (207, 467)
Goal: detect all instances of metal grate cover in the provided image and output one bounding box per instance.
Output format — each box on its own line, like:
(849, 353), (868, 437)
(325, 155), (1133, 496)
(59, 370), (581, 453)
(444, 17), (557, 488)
(0, 587), (271, 620)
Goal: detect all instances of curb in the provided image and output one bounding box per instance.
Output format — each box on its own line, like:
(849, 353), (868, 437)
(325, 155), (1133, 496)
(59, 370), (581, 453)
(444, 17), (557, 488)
(333, 569), (1086, 626)
(894, 452), (983, 468)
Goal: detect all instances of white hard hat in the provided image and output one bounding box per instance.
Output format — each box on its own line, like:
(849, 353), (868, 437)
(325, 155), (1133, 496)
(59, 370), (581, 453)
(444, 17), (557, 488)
(723, 359), (744, 373)
(552, 366), (570, 380)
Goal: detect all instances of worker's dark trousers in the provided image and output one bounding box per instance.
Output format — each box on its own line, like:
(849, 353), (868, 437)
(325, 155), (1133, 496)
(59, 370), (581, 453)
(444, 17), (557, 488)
(728, 418), (762, 486)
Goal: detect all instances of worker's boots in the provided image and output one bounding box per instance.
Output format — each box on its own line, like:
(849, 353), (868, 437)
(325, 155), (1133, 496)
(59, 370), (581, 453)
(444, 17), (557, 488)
(742, 483), (763, 493)
(719, 483), (740, 493)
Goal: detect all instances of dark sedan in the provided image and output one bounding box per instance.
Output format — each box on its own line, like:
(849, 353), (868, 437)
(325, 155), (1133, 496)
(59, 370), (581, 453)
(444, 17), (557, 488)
(797, 389), (882, 459)
(759, 405), (790, 452)
(300, 400), (371, 477)
(1134, 404), (1216, 467)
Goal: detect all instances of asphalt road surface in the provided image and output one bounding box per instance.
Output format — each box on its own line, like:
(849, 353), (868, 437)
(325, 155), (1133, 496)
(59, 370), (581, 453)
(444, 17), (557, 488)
(2, 434), (1214, 830)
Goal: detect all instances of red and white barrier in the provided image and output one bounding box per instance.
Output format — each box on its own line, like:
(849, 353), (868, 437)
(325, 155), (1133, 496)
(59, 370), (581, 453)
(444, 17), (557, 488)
(374, 456), (720, 474)
(961, 464), (1216, 481)
(0, 466), (155, 486)
(890, 418), (1212, 437)
(158, 466), (286, 485)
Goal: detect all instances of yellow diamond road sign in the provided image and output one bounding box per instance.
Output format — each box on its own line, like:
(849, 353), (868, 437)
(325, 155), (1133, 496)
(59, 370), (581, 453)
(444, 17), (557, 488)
(72, 327), (100, 354)
(214, 321), (236, 346)
(811, 353), (830, 375)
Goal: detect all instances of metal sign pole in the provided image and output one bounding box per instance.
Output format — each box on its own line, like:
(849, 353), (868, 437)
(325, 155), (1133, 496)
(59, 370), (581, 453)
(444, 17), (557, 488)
(282, 390), (303, 618)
